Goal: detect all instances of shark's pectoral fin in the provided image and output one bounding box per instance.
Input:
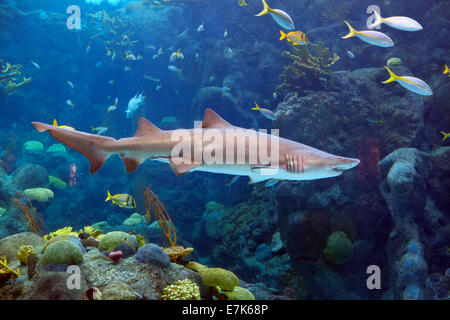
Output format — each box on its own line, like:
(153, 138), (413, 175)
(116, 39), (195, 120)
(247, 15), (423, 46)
(169, 157), (201, 176)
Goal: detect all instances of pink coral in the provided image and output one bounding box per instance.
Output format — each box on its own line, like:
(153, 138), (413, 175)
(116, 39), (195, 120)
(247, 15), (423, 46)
(108, 250), (123, 263)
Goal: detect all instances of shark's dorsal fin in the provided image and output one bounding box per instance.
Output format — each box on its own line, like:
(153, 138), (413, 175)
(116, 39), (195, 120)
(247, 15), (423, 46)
(134, 118), (161, 137)
(201, 108), (233, 128)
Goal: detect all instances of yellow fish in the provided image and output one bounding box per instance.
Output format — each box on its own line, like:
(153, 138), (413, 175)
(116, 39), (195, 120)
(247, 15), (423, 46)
(105, 191), (136, 208)
(441, 131), (450, 141)
(444, 64), (450, 75)
(52, 119), (75, 131)
(279, 30), (308, 45)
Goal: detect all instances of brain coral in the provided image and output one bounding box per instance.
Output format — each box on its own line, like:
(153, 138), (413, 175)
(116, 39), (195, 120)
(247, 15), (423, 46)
(199, 267), (239, 291)
(98, 231), (137, 252)
(40, 240), (83, 265)
(24, 188), (54, 203)
(323, 231), (353, 265)
(224, 286), (255, 300)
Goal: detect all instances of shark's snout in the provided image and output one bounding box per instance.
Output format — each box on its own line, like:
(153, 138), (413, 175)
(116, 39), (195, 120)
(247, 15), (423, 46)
(333, 157), (360, 171)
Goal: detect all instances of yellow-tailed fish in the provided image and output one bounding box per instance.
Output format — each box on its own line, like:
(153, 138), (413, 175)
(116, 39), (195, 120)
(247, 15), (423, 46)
(52, 119), (75, 131)
(224, 29), (228, 38)
(125, 51), (137, 61)
(239, 0), (247, 7)
(67, 80), (74, 88)
(251, 102), (277, 120)
(279, 30), (308, 45)
(342, 21), (394, 47)
(382, 66), (433, 96)
(66, 100), (75, 108)
(255, 0), (295, 30)
(86, 42), (91, 54)
(369, 10), (422, 32)
(105, 191), (136, 208)
(441, 131), (450, 141)
(444, 65), (450, 75)
(108, 97), (118, 113)
(265, 179), (283, 187)
(197, 22), (205, 32)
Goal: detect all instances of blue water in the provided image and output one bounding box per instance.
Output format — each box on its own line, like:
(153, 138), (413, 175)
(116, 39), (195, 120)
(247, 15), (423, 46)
(0, 0), (449, 300)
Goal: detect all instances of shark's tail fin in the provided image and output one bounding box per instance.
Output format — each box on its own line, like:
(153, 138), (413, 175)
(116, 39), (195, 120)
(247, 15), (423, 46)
(342, 21), (358, 39)
(32, 122), (114, 174)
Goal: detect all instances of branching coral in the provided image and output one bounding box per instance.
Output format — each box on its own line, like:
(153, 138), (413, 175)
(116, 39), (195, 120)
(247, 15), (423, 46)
(0, 256), (20, 285)
(161, 279), (201, 300)
(276, 42), (340, 94)
(0, 60), (32, 96)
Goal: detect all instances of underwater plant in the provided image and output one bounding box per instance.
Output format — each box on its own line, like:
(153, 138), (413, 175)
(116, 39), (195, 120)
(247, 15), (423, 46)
(11, 195), (47, 236)
(276, 42), (340, 94)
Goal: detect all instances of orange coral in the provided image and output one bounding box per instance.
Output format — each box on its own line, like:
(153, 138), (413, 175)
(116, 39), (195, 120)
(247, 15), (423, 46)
(11, 194), (47, 236)
(143, 186), (176, 247)
(162, 246), (194, 262)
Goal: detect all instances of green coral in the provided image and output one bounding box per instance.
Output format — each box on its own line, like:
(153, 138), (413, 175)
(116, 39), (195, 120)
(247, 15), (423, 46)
(205, 201), (226, 213)
(323, 231), (353, 265)
(23, 140), (44, 152)
(46, 144), (67, 153)
(48, 175), (67, 189)
(199, 267), (239, 291)
(122, 212), (144, 226)
(135, 234), (146, 248)
(161, 279), (201, 300)
(386, 57), (403, 67)
(24, 188), (54, 203)
(224, 287), (255, 300)
(277, 42), (340, 94)
(40, 240), (83, 265)
(98, 231), (137, 252)
(43, 226), (78, 241)
(0, 207), (6, 217)
(0, 59), (32, 96)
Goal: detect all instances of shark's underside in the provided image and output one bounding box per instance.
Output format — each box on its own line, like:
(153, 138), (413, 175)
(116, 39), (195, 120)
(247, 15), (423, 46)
(32, 109), (359, 183)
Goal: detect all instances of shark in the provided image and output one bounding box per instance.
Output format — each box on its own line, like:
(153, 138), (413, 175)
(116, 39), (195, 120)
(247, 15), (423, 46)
(31, 108), (359, 183)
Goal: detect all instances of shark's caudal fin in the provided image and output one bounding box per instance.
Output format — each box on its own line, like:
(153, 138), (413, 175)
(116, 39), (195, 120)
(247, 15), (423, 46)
(32, 122), (115, 174)
(342, 20), (358, 39)
(120, 118), (162, 173)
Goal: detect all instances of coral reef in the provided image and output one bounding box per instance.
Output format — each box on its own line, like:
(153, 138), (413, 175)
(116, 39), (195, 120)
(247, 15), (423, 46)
(199, 267), (239, 291)
(277, 42), (339, 94)
(323, 231), (353, 265)
(0, 59), (31, 97)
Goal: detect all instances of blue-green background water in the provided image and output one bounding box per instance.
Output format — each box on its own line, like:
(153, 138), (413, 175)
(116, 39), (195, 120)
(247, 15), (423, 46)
(0, 0), (449, 299)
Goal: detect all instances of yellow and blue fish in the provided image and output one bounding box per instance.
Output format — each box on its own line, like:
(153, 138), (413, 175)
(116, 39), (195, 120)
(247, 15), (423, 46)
(342, 21), (394, 48)
(382, 66), (433, 96)
(255, 0), (295, 30)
